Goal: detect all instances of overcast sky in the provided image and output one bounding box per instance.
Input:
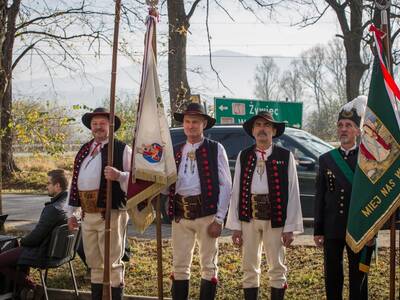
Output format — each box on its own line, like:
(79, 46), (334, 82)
(13, 1), (343, 108)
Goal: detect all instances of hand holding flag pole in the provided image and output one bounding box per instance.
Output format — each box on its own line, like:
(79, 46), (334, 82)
(103, 0), (122, 298)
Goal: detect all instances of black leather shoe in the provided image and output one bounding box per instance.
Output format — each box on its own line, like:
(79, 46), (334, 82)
(111, 286), (124, 300)
(244, 287), (259, 300)
(199, 278), (217, 300)
(91, 283), (103, 300)
(271, 287), (285, 300)
(171, 279), (189, 300)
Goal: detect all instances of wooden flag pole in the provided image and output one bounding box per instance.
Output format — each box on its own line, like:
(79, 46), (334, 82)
(156, 193), (164, 300)
(146, 2), (164, 298)
(377, 1), (396, 298)
(103, 0), (122, 298)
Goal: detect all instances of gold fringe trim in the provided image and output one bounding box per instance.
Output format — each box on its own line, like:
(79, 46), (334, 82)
(346, 192), (400, 253)
(359, 263), (369, 273)
(126, 173), (177, 209)
(127, 205), (155, 234)
(166, 173), (177, 186)
(126, 183), (164, 208)
(135, 169), (169, 185)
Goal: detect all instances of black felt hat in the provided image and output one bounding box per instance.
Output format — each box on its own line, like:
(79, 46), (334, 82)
(243, 111), (285, 138)
(173, 102), (216, 130)
(82, 107), (121, 131)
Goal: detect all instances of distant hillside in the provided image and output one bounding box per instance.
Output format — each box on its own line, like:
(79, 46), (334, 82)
(13, 50), (294, 108)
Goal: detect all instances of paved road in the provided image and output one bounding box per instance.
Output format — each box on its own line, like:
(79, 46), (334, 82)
(3, 193), (46, 221)
(2, 194), (393, 247)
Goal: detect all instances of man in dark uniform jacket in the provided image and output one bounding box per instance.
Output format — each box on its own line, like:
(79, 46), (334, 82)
(314, 96), (374, 300)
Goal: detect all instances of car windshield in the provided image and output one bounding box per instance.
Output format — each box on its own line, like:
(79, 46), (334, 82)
(288, 129), (333, 156)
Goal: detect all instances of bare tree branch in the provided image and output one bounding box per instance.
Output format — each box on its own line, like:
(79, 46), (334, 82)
(187, 0), (202, 20)
(214, 0), (235, 21)
(205, 0), (233, 93)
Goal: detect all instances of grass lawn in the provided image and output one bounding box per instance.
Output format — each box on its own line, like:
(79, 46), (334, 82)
(34, 239), (398, 299)
(6, 155), (398, 298)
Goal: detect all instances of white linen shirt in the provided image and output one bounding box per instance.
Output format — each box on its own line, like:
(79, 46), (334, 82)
(66, 140), (132, 218)
(226, 144), (304, 234)
(175, 139), (232, 221)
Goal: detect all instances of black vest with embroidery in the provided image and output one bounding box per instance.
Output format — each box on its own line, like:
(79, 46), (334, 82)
(239, 144), (290, 228)
(168, 138), (220, 218)
(69, 139), (127, 209)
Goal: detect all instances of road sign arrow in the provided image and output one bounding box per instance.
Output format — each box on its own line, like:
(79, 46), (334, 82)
(219, 105), (228, 111)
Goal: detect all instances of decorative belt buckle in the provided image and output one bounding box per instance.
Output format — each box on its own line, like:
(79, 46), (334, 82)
(181, 196), (191, 219)
(251, 195), (258, 218)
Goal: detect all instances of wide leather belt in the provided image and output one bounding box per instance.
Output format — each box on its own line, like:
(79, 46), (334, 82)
(251, 194), (271, 220)
(175, 194), (202, 220)
(79, 190), (105, 213)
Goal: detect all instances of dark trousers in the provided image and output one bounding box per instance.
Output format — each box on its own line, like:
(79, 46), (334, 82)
(0, 247), (34, 289)
(324, 239), (368, 300)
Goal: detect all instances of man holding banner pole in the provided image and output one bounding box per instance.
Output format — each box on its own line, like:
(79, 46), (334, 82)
(314, 97), (374, 300)
(167, 101), (232, 300)
(67, 108), (131, 299)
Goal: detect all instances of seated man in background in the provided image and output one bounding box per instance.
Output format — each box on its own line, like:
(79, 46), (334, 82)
(0, 169), (69, 297)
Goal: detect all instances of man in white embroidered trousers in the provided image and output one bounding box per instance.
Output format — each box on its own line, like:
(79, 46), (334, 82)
(66, 108), (131, 299)
(167, 102), (232, 300)
(226, 111), (303, 300)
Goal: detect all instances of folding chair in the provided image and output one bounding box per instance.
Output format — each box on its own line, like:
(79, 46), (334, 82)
(13, 224), (81, 300)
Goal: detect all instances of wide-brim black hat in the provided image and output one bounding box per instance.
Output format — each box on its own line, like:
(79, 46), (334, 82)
(243, 111), (285, 138)
(82, 107), (121, 131)
(173, 102), (216, 130)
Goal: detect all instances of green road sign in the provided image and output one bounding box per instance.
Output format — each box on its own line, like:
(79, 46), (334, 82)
(214, 97), (303, 128)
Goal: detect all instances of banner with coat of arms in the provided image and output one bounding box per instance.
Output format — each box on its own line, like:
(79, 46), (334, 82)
(126, 15), (176, 216)
(346, 25), (400, 253)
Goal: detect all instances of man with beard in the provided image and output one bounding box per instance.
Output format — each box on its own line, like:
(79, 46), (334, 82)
(314, 96), (374, 300)
(226, 111), (303, 300)
(66, 107), (131, 299)
(0, 169), (68, 297)
(168, 102), (231, 300)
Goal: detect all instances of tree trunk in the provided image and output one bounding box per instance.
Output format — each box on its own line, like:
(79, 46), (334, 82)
(0, 0), (6, 226)
(167, 0), (191, 126)
(1, 0), (21, 179)
(343, 0), (368, 101)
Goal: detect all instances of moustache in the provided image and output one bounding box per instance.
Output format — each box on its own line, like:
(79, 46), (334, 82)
(257, 131), (268, 137)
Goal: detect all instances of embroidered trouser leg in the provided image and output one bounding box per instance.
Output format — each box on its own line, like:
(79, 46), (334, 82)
(82, 209), (129, 287)
(242, 219), (286, 289)
(172, 215), (218, 281)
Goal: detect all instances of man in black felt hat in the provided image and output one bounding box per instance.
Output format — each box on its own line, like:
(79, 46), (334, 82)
(66, 107), (131, 299)
(226, 111), (303, 300)
(167, 102), (232, 300)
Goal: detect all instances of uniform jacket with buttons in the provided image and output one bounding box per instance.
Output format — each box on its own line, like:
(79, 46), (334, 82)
(314, 147), (358, 239)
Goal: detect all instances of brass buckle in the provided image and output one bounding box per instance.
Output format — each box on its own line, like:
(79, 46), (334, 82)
(251, 195), (258, 218)
(181, 196), (191, 219)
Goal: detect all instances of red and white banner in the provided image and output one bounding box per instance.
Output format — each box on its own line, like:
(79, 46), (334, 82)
(127, 15), (176, 222)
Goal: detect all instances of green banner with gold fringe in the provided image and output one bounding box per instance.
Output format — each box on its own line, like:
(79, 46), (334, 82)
(346, 25), (400, 253)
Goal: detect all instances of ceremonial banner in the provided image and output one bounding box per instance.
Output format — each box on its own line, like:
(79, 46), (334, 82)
(346, 25), (400, 253)
(127, 15), (176, 226)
